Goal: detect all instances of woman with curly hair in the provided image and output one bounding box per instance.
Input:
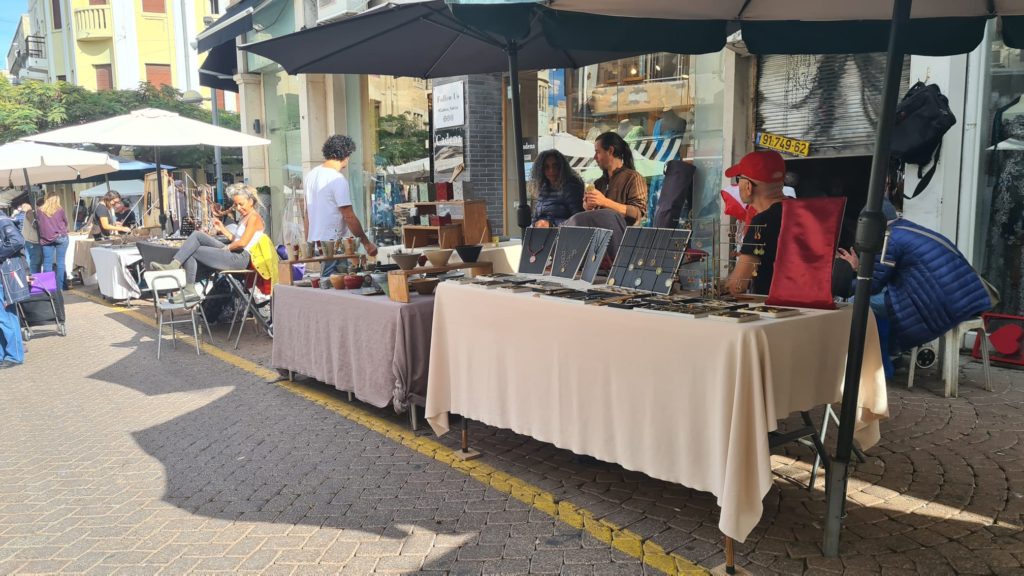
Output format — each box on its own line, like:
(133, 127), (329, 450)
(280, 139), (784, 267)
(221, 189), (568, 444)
(530, 149), (585, 228)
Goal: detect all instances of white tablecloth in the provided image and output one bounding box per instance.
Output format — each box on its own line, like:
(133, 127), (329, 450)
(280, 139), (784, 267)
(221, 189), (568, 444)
(65, 234), (89, 283)
(425, 283), (888, 542)
(90, 246), (142, 300)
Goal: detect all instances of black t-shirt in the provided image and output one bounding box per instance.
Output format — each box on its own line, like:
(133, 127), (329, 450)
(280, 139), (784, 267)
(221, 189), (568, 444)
(93, 203), (112, 238)
(740, 201), (784, 295)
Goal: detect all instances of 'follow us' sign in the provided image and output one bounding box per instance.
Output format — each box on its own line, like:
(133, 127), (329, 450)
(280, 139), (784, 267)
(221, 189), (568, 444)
(433, 81), (465, 130)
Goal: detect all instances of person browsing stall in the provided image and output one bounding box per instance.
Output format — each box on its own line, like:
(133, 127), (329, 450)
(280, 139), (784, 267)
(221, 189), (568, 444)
(91, 191), (131, 240)
(722, 151), (788, 296)
(36, 194), (70, 290)
(0, 211), (25, 366)
(150, 184), (270, 303)
(304, 135), (378, 266)
(531, 149), (585, 228)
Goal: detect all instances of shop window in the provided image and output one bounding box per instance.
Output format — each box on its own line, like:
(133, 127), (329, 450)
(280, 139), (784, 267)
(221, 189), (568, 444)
(142, 0), (165, 13)
(89, 0), (108, 5)
(209, 0), (220, 12)
(51, 0), (61, 29)
(94, 64), (112, 91)
(145, 63), (172, 88)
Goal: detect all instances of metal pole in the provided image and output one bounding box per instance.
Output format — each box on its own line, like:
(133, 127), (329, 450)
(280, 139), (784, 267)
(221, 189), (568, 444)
(155, 147), (167, 234)
(427, 92), (435, 183)
(507, 43), (531, 232)
(823, 0), (911, 557)
(212, 90), (223, 204)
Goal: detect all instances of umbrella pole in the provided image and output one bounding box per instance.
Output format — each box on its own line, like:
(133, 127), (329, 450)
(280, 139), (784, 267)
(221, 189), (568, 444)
(155, 147), (167, 234)
(823, 0), (911, 557)
(428, 92), (435, 183)
(507, 43), (531, 232)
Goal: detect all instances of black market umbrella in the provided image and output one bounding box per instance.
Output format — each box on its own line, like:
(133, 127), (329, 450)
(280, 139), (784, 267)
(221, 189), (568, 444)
(452, 0), (1024, 561)
(240, 0), (724, 231)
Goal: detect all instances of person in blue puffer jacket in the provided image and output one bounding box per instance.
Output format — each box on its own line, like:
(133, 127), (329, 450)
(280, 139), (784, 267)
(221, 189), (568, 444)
(530, 149), (585, 228)
(837, 212), (993, 352)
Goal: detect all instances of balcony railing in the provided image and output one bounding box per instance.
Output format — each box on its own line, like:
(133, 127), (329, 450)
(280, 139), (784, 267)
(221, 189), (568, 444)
(75, 6), (112, 42)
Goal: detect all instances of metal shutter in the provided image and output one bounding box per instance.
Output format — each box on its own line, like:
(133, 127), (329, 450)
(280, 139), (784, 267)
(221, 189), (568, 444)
(755, 54), (910, 158)
(145, 64), (172, 89)
(94, 64), (112, 91)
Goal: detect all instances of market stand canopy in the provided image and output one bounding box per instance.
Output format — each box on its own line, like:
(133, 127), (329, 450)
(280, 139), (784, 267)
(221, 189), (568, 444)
(447, 0), (1024, 55)
(0, 141), (119, 187)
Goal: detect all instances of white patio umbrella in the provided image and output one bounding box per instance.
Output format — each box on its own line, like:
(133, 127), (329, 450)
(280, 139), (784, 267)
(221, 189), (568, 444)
(23, 108), (270, 230)
(0, 141), (119, 187)
(537, 132), (595, 158)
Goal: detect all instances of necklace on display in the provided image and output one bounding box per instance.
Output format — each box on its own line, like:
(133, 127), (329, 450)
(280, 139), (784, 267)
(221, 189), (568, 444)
(559, 249), (579, 273)
(527, 230), (551, 264)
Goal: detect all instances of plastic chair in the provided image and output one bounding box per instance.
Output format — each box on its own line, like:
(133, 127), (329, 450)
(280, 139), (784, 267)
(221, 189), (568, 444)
(907, 318), (992, 397)
(143, 270), (211, 359)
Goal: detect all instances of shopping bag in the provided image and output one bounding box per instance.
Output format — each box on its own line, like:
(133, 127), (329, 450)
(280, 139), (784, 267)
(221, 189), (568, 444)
(1, 256), (31, 306)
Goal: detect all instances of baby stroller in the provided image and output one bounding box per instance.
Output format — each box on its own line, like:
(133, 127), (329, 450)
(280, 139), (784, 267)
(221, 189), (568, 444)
(18, 272), (67, 341)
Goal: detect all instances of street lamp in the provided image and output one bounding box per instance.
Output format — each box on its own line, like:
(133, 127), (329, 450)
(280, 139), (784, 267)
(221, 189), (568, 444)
(182, 89), (224, 203)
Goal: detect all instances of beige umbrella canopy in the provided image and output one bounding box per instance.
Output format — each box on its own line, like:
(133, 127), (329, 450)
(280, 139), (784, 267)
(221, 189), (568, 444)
(0, 141), (118, 187)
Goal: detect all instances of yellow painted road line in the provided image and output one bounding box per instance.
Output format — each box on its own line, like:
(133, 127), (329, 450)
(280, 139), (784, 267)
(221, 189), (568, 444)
(71, 289), (708, 576)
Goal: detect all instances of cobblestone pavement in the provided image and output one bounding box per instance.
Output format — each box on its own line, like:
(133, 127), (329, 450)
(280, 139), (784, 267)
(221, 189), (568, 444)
(2, 288), (1023, 575)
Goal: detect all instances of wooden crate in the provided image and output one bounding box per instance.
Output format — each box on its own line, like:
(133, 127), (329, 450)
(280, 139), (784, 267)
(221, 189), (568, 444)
(386, 261), (493, 303)
(401, 200), (490, 249)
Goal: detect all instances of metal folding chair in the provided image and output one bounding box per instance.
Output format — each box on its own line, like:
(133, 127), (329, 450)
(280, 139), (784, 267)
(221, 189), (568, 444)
(220, 269), (272, 349)
(143, 270), (212, 359)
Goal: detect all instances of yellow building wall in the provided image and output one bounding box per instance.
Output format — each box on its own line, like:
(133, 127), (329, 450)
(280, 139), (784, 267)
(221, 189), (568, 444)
(135, 0), (176, 87)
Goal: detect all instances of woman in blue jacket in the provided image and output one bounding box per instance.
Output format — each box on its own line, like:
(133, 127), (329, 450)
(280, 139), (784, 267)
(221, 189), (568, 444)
(837, 217), (993, 353)
(530, 149), (584, 228)
(0, 212), (26, 366)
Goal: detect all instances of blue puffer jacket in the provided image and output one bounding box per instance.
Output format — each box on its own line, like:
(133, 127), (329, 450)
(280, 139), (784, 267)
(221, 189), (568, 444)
(869, 219), (992, 350)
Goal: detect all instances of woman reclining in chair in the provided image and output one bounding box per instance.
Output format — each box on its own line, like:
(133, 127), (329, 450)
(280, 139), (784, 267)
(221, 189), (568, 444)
(151, 183), (278, 303)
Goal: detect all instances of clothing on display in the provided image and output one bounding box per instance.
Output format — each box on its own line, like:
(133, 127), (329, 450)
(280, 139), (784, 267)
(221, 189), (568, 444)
(986, 112), (1024, 315)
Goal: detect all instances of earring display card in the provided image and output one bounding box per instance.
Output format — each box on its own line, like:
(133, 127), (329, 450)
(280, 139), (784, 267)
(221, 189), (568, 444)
(606, 227), (692, 295)
(550, 226), (595, 279)
(580, 228), (612, 283)
(518, 227), (559, 274)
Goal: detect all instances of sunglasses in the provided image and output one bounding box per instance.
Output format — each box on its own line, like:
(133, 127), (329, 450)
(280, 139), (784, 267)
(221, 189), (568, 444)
(731, 175), (756, 187)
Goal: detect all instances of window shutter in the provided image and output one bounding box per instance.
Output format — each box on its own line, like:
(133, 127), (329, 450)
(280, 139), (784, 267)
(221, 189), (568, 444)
(95, 64), (112, 91)
(51, 0), (62, 29)
(145, 64), (172, 89)
(142, 0), (165, 13)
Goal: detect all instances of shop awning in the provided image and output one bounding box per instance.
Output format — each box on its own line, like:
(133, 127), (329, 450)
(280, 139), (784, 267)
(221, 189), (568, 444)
(199, 41), (239, 93)
(196, 0), (263, 53)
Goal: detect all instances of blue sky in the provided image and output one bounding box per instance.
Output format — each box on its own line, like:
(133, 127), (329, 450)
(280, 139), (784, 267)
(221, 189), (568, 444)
(0, 0), (25, 71)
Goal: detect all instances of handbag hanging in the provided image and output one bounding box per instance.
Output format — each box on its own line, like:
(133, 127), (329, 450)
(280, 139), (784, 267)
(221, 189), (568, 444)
(0, 256), (31, 306)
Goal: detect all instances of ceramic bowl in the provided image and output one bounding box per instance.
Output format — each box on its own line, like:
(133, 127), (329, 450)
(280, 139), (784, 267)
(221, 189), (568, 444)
(329, 274), (345, 290)
(455, 244), (482, 263)
(424, 249), (454, 267)
(409, 277), (439, 296)
(310, 277), (321, 289)
(343, 275), (363, 290)
(418, 254), (429, 267)
(391, 252), (421, 271)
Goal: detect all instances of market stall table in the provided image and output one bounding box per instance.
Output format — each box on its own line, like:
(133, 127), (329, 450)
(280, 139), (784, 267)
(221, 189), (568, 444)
(73, 236), (97, 285)
(425, 282), (888, 543)
(272, 284), (435, 425)
(65, 233), (89, 285)
(90, 245), (142, 300)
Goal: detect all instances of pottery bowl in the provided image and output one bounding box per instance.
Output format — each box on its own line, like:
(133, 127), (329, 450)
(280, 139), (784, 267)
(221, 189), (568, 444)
(329, 274), (346, 290)
(424, 249), (454, 267)
(343, 275), (363, 290)
(409, 277), (439, 296)
(391, 252), (421, 271)
(455, 244), (482, 263)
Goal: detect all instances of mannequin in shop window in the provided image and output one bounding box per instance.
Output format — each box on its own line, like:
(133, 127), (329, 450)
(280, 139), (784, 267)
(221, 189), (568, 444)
(984, 95), (1024, 314)
(530, 150), (584, 228)
(616, 118), (646, 142)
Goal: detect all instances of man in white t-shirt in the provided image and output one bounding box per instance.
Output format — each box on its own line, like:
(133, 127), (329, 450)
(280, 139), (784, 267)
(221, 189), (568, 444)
(304, 135), (378, 262)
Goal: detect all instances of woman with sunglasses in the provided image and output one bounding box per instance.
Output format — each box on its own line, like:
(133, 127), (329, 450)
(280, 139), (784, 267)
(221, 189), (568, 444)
(150, 184), (267, 302)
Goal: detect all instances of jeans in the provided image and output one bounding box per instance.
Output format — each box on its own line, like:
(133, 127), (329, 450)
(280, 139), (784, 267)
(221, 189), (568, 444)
(173, 231), (251, 284)
(24, 241), (42, 274)
(0, 281), (24, 365)
(41, 236), (69, 289)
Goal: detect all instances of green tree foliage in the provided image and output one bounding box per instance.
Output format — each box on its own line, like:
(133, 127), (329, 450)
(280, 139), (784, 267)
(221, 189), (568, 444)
(0, 77), (241, 170)
(376, 113), (429, 166)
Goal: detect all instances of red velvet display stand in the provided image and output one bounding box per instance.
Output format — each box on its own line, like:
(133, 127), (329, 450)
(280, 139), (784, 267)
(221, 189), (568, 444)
(766, 197), (847, 310)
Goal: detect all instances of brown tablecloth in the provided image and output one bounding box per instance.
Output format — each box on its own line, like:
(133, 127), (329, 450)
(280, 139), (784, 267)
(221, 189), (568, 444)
(73, 237), (96, 277)
(272, 285), (435, 411)
(425, 283), (888, 542)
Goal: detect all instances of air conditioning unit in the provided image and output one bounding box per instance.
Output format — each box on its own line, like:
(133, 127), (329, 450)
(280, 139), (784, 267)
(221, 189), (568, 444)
(317, 0), (367, 24)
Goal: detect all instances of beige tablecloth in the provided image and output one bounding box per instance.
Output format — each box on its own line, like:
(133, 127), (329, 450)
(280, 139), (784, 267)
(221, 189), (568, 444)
(272, 285), (435, 411)
(73, 237), (96, 277)
(425, 283), (888, 542)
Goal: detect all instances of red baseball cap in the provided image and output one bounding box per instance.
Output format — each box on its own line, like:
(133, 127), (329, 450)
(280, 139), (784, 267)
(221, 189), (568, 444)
(724, 151), (786, 184)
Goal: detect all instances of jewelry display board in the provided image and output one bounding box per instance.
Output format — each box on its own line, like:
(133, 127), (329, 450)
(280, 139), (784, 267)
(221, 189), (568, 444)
(550, 226), (595, 279)
(580, 228), (613, 284)
(607, 227), (691, 294)
(518, 227), (559, 274)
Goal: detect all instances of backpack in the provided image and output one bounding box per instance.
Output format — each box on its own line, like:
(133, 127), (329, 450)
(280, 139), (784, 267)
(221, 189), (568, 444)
(891, 82), (957, 200)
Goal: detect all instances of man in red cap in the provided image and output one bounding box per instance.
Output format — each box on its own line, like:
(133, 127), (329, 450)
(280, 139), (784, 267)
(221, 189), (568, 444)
(722, 150), (788, 295)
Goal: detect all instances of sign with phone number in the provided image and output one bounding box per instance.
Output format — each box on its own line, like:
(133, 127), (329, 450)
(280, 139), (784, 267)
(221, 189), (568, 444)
(755, 132), (811, 157)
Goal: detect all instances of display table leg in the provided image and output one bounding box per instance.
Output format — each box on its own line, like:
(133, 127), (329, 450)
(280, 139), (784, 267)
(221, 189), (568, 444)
(347, 391), (353, 402)
(453, 416), (481, 461)
(711, 536), (750, 575)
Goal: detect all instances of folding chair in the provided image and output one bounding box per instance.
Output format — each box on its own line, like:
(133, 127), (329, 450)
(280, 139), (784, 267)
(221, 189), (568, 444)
(143, 270), (212, 359)
(221, 269), (273, 350)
